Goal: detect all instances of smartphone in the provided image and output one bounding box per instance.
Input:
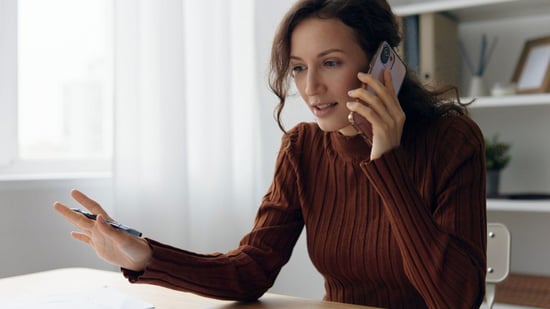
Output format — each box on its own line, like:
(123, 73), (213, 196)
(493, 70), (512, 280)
(71, 208), (142, 237)
(348, 41), (407, 145)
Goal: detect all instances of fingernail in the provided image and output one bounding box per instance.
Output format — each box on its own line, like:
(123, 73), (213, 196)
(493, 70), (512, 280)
(347, 90), (354, 96)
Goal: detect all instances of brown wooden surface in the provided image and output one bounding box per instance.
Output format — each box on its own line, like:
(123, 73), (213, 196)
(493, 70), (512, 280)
(495, 273), (550, 308)
(0, 268), (380, 309)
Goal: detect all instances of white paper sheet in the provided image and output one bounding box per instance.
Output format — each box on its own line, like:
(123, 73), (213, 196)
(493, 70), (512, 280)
(0, 286), (154, 309)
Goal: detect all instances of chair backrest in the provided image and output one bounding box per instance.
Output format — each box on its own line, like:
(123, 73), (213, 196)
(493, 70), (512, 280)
(486, 222), (511, 283)
(484, 223), (511, 309)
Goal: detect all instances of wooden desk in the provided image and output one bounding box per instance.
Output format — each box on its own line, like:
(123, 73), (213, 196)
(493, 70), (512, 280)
(0, 268), (379, 309)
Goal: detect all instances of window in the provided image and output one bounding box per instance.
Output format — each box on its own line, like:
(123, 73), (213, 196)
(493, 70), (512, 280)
(0, 0), (113, 179)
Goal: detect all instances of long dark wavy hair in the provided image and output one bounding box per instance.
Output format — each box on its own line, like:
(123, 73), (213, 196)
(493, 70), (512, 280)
(269, 0), (468, 133)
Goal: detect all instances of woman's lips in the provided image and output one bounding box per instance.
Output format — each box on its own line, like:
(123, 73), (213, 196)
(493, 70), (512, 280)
(312, 102), (338, 118)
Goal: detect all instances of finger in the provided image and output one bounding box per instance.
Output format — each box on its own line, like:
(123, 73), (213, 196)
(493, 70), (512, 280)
(356, 71), (397, 108)
(347, 93), (400, 146)
(347, 86), (387, 125)
(383, 69), (396, 95)
(351, 74), (391, 116)
(347, 79), (378, 107)
(357, 72), (384, 96)
(354, 70), (403, 126)
(347, 100), (371, 116)
(96, 214), (128, 242)
(71, 231), (92, 245)
(71, 189), (110, 218)
(54, 201), (95, 230)
(349, 72), (404, 138)
(380, 70), (406, 128)
(381, 69), (404, 116)
(97, 214), (115, 233)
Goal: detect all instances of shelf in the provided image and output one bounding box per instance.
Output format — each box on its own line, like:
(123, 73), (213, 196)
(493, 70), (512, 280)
(392, 0), (514, 16)
(487, 198), (550, 213)
(464, 94), (550, 108)
(391, 0), (550, 21)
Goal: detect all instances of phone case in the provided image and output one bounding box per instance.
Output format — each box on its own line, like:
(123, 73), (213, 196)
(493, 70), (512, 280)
(349, 41), (406, 145)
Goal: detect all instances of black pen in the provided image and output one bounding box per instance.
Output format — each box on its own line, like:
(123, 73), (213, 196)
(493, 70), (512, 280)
(71, 208), (142, 237)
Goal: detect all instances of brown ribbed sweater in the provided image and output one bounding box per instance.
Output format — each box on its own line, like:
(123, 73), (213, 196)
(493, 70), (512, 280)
(123, 114), (487, 309)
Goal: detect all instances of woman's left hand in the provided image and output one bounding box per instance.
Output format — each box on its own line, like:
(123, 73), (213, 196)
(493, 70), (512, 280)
(54, 189), (152, 271)
(347, 69), (405, 160)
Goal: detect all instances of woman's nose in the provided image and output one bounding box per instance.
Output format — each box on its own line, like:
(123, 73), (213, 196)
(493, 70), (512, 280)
(304, 70), (324, 95)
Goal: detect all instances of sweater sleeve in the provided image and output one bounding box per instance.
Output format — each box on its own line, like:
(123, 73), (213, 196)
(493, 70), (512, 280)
(360, 116), (487, 309)
(122, 132), (305, 301)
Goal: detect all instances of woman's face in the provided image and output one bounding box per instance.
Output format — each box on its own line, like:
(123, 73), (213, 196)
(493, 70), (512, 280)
(290, 17), (369, 135)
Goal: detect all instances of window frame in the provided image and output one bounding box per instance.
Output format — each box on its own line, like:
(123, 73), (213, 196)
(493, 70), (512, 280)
(0, 0), (112, 180)
(0, 0), (17, 168)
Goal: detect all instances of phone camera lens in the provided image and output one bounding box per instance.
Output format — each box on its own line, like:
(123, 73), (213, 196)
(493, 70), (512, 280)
(381, 46), (390, 64)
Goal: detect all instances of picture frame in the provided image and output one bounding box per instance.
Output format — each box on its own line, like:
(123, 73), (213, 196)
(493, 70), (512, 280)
(511, 36), (550, 94)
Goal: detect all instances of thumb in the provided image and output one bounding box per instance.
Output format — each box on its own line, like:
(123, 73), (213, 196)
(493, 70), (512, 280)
(96, 214), (116, 235)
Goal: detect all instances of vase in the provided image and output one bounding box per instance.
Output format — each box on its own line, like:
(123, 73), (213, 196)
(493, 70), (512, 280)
(469, 75), (489, 97)
(486, 170), (501, 197)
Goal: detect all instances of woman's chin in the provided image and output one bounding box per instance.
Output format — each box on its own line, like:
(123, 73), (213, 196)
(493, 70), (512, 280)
(317, 122), (357, 136)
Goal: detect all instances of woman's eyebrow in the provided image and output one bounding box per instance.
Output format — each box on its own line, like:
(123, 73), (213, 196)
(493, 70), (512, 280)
(290, 48), (346, 61)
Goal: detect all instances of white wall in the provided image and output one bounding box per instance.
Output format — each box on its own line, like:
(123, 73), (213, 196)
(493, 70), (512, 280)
(0, 177), (116, 278)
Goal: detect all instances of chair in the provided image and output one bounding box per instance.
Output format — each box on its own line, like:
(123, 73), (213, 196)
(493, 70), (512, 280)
(484, 223), (511, 309)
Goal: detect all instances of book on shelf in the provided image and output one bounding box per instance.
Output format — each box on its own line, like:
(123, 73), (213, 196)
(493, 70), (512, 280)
(399, 12), (460, 89)
(400, 15), (420, 75)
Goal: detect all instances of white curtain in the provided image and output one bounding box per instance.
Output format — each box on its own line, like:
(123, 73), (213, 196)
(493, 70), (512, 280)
(113, 0), (262, 251)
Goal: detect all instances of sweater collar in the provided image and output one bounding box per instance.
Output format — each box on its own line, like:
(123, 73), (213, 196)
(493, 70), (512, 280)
(330, 131), (372, 162)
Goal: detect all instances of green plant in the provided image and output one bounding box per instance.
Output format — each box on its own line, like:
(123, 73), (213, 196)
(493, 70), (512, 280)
(485, 135), (511, 171)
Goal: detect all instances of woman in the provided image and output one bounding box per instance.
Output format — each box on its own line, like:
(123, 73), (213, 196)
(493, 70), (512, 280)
(54, 0), (487, 308)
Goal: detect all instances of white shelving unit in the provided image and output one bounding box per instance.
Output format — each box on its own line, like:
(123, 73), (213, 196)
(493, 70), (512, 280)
(391, 0), (550, 214)
(467, 94), (550, 109)
(392, 0), (550, 21)
(389, 2), (550, 302)
(488, 198), (550, 213)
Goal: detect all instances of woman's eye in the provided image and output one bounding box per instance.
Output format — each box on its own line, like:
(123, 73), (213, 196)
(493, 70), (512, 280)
(291, 65), (306, 76)
(324, 60), (340, 67)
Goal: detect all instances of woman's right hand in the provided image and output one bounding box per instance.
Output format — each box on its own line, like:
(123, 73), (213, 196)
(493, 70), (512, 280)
(347, 70), (406, 160)
(54, 189), (152, 272)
